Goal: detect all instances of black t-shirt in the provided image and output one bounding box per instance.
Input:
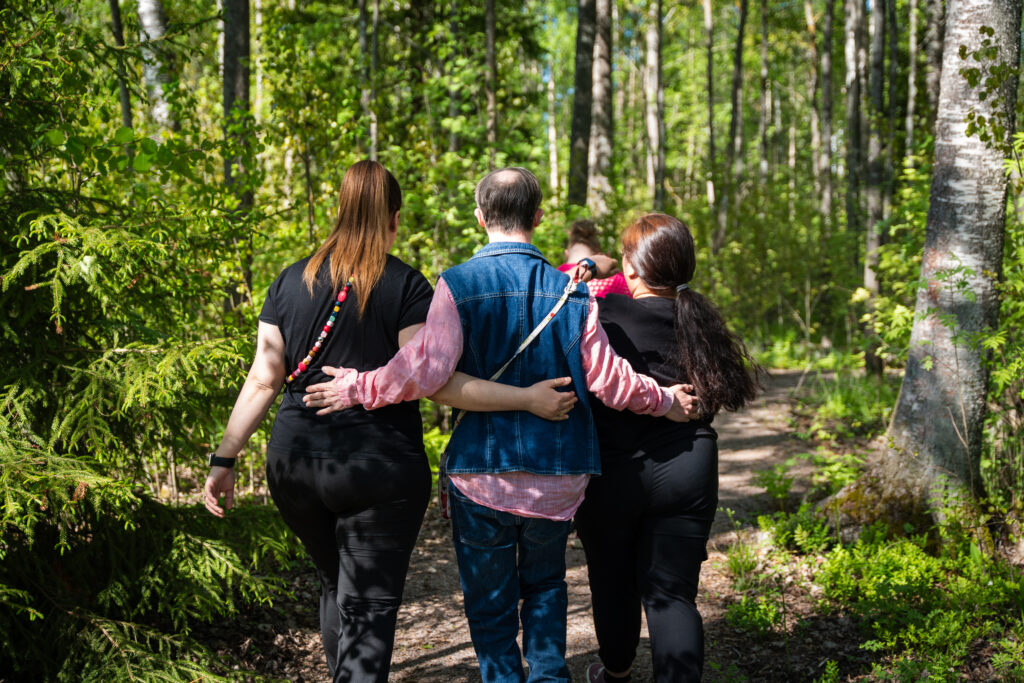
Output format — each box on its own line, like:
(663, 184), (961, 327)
(259, 254), (434, 457)
(590, 294), (716, 461)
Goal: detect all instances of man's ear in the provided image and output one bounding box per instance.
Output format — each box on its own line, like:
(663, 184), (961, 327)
(532, 209), (544, 228)
(474, 207), (486, 228)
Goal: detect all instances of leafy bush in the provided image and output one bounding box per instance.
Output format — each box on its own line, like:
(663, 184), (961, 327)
(758, 504), (833, 555)
(792, 371), (900, 441)
(725, 595), (783, 636)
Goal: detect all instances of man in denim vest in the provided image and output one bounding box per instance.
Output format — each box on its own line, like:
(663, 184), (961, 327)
(305, 167), (697, 683)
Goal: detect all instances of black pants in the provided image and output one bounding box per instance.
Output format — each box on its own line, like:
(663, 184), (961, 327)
(574, 435), (718, 683)
(267, 448), (431, 683)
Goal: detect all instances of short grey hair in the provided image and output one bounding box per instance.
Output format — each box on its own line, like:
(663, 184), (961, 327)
(474, 167), (543, 234)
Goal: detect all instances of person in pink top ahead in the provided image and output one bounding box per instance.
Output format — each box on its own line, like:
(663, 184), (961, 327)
(304, 167), (698, 683)
(558, 218), (631, 298)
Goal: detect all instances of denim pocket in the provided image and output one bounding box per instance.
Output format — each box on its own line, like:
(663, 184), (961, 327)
(452, 489), (514, 550)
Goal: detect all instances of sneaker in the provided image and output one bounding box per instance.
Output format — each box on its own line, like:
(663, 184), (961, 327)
(586, 662), (632, 683)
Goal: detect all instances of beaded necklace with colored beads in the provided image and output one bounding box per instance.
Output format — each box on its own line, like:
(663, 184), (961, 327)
(285, 277), (354, 384)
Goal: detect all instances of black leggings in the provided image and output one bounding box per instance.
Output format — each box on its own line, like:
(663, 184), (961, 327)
(267, 448), (431, 683)
(574, 435), (718, 683)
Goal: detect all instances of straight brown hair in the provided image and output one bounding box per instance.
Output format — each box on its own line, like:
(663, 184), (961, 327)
(302, 160), (402, 316)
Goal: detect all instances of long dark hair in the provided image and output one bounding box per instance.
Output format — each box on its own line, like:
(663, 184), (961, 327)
(302, 160), (402, 315)
(621, 213), (762, 415)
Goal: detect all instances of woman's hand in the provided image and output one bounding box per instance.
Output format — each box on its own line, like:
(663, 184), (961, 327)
(204, 466), (236, 518)
(664, 383), (700, 422)
(523, 377), (578, 420)
(304, 366), (359, 415)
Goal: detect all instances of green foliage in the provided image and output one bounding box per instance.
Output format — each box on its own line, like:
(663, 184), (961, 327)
(759, 503), (833, 555)
(422, 426), (450, 480)
(753, 463), (795, 510)
(725, 595), (783, 636)
(792, 371), (900, 441)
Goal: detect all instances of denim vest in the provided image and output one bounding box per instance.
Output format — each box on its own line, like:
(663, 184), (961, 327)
(442, 242), (600, 475)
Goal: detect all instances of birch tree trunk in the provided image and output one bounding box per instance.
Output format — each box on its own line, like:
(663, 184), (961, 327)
(137, 0), (178, 131)
(820, 0), (835, 228)
(844, 0), (864, 258)
(906, 0), (919, 153)
(887, 0), (1021, 506)
(644, 0), (665, 209)
(805, 0), (823, 197)
(703, 0), (717, 213)
(547, 71), (559, 194)
(485, 0), (497, 170)
(864, 0), (885, 375)
(714, 0), (748, 252)
(568, 0), (596, 206)
(587, 0), (613, 216)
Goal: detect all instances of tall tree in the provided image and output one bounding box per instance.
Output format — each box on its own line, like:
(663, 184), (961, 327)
(714, 0), (748, 251)
(222, 0), (252, 300)
(644, 0), (665, 209)
(703, 0), (716, 214)
(108, 0), (132, 132)
(485, 0), (497, 170)
(568, 0), (596, 206)
(805, 0), (823, 199)
(547, 68), (559, 194)
(864, 0), (885, 375)
(758, 0), (770, 185)
(358, 0), (380, 160)
(587, 0), (613, 216)
(844, 0), (864, 257)
(820, 0), (835, 227)
(137, 0), (178, 131)
(924, 0), (945, 127)
(906, 0), (919, 153)
(887, 0), (1021, 507)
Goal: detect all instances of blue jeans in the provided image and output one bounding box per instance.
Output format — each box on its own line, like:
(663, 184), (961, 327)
(449, 485), (572, 683)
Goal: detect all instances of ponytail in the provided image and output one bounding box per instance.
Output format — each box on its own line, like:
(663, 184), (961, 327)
(622, 213), (762, 415)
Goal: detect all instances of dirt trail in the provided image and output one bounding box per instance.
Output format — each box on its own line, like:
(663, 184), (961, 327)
(211, 371), (840, 682)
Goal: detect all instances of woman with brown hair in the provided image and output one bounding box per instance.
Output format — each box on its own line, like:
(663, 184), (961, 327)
(576, 213), (761, 683)
(201, 160), (433, 682)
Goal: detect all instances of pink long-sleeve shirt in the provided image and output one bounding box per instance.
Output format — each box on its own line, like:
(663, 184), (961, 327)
(324, 276), (674, 520)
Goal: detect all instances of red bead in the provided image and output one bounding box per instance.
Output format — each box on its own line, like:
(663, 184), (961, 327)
(298, 362), (307, 371)
(323, 325), (331, 333)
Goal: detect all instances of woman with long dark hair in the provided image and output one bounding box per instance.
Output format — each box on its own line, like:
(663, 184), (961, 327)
(202, 161), (436, 683)
(577, 213), (761, 683)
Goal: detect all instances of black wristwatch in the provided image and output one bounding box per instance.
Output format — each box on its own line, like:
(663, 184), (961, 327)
(208, 453), (236, 468)
(577, 257), (596, 275)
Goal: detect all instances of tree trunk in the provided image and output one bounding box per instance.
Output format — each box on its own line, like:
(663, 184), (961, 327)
(820, 0), (835, 229)
(714, 0), (748, 252)
(568, 0), (596, 206)
(906, 0), (919, 153)
(587, 0), (613, 216)
(703, 0), (716, 214)
(924, 0), (944, 129)
(864, 0), (885, 375)
(644, 0), (665, 209)
(547, 70), (559, 194)
(357, 0), (379, 160)
(108, 0), (133, 133)
(887, 0), (1020, 508)
(844, 0), (864, 259)
(447, 0), (459, 153)
(485, 0), (497, 170)
(758, 0), (769, 185)
(222, 0), (252, 302)
(805, 0), (823, 199)
(885, 0), (898, 216)
(137, 0), (178, 131)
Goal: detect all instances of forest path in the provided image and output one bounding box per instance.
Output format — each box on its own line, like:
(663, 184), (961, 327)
(211, 370), (863, 681)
